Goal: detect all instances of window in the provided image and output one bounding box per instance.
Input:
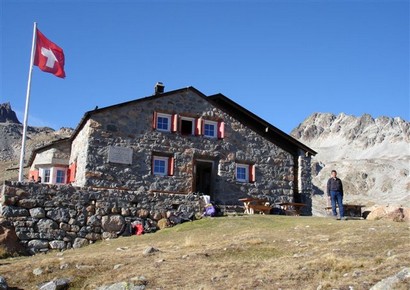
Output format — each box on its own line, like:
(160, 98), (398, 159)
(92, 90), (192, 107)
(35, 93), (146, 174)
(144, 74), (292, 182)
(157, 114), (171, 132)
(56, 170), (65, 183)
(236, 164), (248, 182)
(180, 117), (194, 135)
(204, 120), (217, 138)
(44, 169), (51, 183)
(236, 163), (256, 183)
(153, 156), (168, 176)
(152, 155), (174, 176)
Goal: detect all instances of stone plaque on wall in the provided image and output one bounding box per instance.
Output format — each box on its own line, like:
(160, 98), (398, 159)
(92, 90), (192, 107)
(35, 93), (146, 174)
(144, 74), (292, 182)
(108, 146), (133, 165)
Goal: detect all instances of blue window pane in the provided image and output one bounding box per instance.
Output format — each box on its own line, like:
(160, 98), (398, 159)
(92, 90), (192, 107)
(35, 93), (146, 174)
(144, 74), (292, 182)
(154, 159), (166, 174)
(237, 167), (246, 180)
(204, 124), (215, 137)
(157, 117), (169, 130)
(56, 170), (65, 183)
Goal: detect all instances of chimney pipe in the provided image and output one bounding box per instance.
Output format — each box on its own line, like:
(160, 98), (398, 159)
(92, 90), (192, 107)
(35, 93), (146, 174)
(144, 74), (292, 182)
(155, 82), (165, 95)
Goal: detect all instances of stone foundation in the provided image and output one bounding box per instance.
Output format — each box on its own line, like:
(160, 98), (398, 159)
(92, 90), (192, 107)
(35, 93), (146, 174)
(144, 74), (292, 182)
(1, 181), (201, 253)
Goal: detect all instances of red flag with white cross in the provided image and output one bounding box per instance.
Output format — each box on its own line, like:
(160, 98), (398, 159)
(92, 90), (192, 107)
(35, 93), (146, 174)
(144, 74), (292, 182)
(34, 29), (66, 78)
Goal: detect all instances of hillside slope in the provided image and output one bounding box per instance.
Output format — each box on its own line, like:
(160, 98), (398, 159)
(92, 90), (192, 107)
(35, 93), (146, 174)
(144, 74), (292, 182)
(0, 103), (72, 182)
(291, 113), (410, 215)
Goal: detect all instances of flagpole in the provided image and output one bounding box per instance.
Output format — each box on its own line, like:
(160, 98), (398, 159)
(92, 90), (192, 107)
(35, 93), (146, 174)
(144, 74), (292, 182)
(18, 22), (37, 182)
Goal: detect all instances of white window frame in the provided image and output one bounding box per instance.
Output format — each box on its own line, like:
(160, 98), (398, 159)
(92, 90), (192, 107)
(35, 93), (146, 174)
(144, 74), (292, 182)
(236, 164), (249, 183)
(156, 113), (171, 132)
(180, 116), (195, 135)
(203, 120), (218, 138)
(41, 167), (51, 183)
(153, 156), (169, 176)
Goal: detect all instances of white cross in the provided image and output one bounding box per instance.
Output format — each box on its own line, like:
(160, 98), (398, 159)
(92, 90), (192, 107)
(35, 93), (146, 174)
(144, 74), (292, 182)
(41, 47), (58, 68)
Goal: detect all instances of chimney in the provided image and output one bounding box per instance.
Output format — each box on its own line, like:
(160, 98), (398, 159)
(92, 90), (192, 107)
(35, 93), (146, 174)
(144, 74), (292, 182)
(155, 82), (165, 95)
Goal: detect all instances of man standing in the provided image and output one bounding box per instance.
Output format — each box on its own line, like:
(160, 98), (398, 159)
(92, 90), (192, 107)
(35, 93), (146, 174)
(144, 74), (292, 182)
(327, 170), (345, 220)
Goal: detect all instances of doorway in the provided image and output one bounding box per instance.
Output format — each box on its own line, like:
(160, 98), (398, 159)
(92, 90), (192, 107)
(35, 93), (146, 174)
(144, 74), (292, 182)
(194, 160), (214, 199)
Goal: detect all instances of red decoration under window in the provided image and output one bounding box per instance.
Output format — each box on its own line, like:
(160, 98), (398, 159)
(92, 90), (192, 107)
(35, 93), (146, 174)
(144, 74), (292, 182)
(29, 170), (39, 182)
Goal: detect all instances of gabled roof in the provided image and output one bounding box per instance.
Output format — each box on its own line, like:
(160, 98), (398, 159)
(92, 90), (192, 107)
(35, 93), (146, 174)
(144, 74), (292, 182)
(71, 86), (207, 140)
(29, 86), (315, 166)
(207, 94), (316, 156)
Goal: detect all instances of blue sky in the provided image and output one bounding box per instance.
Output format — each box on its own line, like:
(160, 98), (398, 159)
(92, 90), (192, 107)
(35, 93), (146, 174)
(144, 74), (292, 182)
(1, 0), (408, 133)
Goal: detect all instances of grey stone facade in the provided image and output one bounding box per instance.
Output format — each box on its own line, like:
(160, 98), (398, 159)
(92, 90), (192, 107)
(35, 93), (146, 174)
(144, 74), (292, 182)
(1, 181), (201, 253)
(70, 88), (312, 205)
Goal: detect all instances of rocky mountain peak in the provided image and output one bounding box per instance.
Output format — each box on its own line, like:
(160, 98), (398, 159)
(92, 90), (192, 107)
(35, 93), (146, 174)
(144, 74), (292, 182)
(0, 103), (21, 124)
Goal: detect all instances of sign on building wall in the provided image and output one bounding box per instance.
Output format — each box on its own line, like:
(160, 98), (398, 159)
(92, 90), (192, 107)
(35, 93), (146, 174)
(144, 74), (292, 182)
(108, 146), (133, 165)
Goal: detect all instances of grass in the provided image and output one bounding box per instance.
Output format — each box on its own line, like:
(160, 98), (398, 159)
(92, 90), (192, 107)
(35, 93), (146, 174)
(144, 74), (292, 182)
(1, 215), (409, 289)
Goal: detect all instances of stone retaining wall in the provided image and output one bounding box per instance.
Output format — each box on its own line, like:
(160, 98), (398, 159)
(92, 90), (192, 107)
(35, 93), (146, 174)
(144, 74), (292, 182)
(1, 181), (201, 253)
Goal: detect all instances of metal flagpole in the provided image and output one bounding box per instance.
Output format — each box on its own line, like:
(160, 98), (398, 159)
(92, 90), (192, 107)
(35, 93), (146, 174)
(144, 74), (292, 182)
(18, 22), (37, 182)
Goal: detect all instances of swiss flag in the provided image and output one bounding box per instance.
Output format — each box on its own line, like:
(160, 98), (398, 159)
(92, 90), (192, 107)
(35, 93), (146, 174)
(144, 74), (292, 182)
(34, 29), (66, 78)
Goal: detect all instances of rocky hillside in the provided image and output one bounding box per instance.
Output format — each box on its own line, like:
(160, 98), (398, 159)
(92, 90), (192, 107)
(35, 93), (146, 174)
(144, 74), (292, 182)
(291, 113), (410, 215)
(0, 103), (72, 182)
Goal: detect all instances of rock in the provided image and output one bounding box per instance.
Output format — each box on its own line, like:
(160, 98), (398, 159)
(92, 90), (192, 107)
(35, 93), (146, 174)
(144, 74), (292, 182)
(30, 207), (46, 218)
(75, 264), (95, 270)
(36, 218), (59, 231)
(0, 102), (21, 123)
(47, 208), (70, 223)
(157, 218), (168, 230)
(28, 239), (49, 250)
(0, 219), (26, 258)
(143, 246), (159, 256)
(370, 267), (410, 290)
(72, 237), (88, 248)
(137, 209), (149, 218)
(113, 264), (123, 270)
(1, 206), (29, 217)
(367, 206), (408, 222)
(97, 282), (145, 290)
(102, 232), (117, 239)
(0, 276), (8, 290)
(101, 215), (125, 233)
(33, 267), (43, 276)
(38, 278), (71, 290)
(49, 240), (66, 250)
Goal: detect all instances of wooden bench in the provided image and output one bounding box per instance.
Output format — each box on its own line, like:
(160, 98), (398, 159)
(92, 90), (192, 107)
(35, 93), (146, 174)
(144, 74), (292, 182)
(239, 197), (271, 214)
(325, 204), (365, 217)
(278, 202), (306, 216)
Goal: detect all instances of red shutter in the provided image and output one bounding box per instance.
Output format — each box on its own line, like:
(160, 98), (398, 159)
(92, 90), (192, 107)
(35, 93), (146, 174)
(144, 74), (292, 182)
(249, 164), (256, 183)
(217, 121), (225, 139)
(168, 156), (174, 176)
(152, 111), (158, 129)
(195, 118), (202, 136)
(29, 170), (39, 182)
(67, 162), (76, 183)
(171, 114), (178, 133)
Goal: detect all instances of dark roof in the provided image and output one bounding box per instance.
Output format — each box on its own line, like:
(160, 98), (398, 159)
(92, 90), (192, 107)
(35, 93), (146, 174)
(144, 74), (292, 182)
(207, 94), (316, 156)
(29, 86), (315, 166)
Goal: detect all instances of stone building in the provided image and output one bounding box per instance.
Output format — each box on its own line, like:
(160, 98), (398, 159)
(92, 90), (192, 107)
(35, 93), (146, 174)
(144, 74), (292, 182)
(29, 85), (316, 206)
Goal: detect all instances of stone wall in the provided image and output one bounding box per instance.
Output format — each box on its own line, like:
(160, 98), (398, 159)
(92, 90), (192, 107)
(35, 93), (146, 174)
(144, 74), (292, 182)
(1, 181), (201, 253)
(73, 90), (301, 205)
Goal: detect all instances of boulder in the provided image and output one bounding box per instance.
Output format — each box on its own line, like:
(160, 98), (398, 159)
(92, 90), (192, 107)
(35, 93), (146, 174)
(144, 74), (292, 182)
(101, 215), (125, 233)
(28, 239), (49, 250)
(367, 206), (409, 222)
(370, 267), (410, 290)
(1, 206), (29, 217)
(0, 219), (26, 258)
(96, 282), (145, 290)
(38, 278), (71, 290)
